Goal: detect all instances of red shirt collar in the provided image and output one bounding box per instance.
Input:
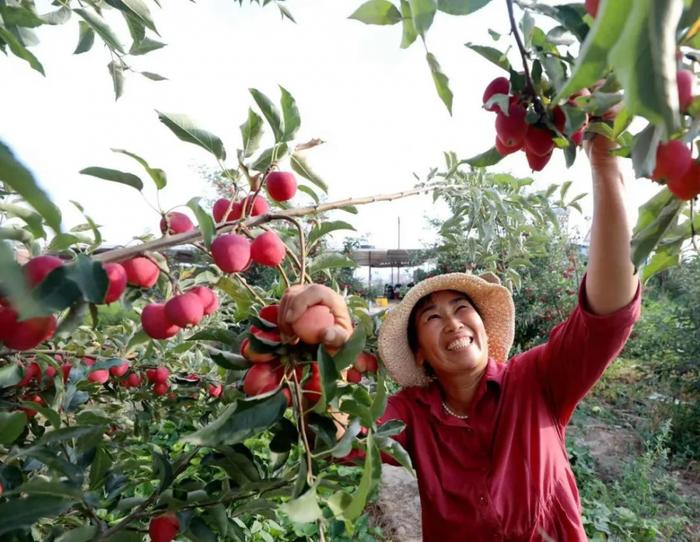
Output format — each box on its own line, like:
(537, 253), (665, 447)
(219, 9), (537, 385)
(411, 358), (506, 426)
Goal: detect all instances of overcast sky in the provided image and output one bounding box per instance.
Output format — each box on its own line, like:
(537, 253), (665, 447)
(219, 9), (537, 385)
(0, 0), (659, 283)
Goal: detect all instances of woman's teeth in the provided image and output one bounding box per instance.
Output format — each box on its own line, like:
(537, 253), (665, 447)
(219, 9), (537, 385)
(446, 337), (473, 351)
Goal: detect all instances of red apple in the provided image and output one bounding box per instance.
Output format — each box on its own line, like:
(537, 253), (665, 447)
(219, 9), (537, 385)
(240, 337), (277, 363)
(24, 255), (63, 287)
(251, 231), (286, 267)
(677, 69), (695, 111)
(164, 293), (204, 328)
(88, 369), (109, 384)
(524, 126), (555, 157)
(265, 171), (297, 202)
(482, 77), (510, 113)
(495, 102), (528, 147)
(2, 309), (57, 351)
(354, 352), (379, 373)
(291, 305), (335, 345)
(258, 304), (280, 326)
(153, 382), (169, 396)
(667, 161), (700, 200)
(110, 362), (130, 378)
(243, 361), (283, 396)
(211, 234), (251, 273)
(122, 257), (160, 288)
(141, 303), (180, 340)
(209, 383), (223, 398)
(652, 140), (692, 183)
(526, 149), (553, 172)
(149, 513), (179, 542)
(302, 362), (322, 408)
(160, 211), (194, 235)
(102, 262), (127, 304)
(189, 286), (218, 315)
(346, 367), (362, 384)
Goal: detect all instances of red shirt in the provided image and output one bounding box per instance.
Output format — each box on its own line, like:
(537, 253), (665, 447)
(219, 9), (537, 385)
(379, 279), (641, 541)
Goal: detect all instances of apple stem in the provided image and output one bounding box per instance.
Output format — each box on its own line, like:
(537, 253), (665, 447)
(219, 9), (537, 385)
(291, 369), (316, 486)
(506, 0), (545, 116)
(274, 215), (307, 285)
(233, 274), (267, 305)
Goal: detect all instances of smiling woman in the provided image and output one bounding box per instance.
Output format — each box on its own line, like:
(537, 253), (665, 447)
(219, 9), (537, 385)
(280, 135), (642, 542)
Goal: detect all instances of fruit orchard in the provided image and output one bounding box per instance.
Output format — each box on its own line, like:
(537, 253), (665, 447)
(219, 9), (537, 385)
(1, 0), (699, 541)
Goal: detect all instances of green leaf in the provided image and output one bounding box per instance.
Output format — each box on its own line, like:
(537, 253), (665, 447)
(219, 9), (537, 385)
(465, 43), (511, 72)
(0, 140), (61, 232)
(250, 143), (288, 172)
(0, 411), (27, 445)
(370, 371), (388, 421)
(56, 526), (99, 542)
(157, 111), (227, 160)
(40, 7), (72, 25)
(111, 148), (167, 189)
(399, 0), (418, 48)
(631, 188), (683, 268)
(129, 36), (166, 55)
(33, 265), (82, 312)
(462, 146), (503, 167)
(0, 242), (46, 319)
(308, 221), (356, 247)
(344, 431), (381, 520)
(330, 419), (362, 458)
(49, 232), (90, 252)
(0, 25), (45, 74)
(280, 86), (301, 142)
(181, 393), (287, 446)
(67, 254), (108, 304)
(0, 364), (23, 388)
(15, 479), (84, 500)
(308, 253), (357, 276)
(409, 0), (436, 36)
(74, 8), (125, 53)
(280, 486), (323, 524)
(249, 88), (284, 143)
(631, 124), (663, 179)
(79, 167), (143, 191)
(240, 108), (264, 159)
(0, 202), (45, 238)
(74, 21), (95, 54)
(140, 71), (167, 81)
(608, 0), (682, 136)
(107, 0), (157, 33)
(0, 6), (44, 27)
(376, 436), (413, 471)
(0, 496), (71, 536)
(186, 517), (218, 542)
(640, 242), (682, 283)
(187, 197), (215, 248)
(107, 61), (125, 100)
(349, 0), (402, 25)
(297, 184), (319, 203)
(314, 347), (340, 412)
(332, 327), (366, 372)
(188, 327), (238, 345)
(437, 0), (491, 15)
(553, 0), (633, 102)
(426, 52), (453, 114)
(290, 153), (328, 193)
(37, 425), (101, 445)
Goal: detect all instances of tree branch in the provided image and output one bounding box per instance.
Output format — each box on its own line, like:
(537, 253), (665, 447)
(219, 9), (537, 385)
(93, 187), (429, 263)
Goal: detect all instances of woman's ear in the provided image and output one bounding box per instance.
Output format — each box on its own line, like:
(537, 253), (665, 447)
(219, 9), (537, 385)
(415, 347), (426, 368)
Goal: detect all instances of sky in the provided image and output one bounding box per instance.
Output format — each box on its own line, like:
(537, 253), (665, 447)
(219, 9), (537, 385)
(0, 0), (660, 285)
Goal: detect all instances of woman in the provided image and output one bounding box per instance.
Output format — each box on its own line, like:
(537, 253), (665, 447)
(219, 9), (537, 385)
(278, 136), (641, 541)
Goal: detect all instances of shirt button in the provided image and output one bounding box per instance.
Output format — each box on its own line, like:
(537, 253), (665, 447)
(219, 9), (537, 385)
(479, 495), (488, 505)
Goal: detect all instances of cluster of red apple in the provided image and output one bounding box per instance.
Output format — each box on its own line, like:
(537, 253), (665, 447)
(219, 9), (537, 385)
(345, 351), (379, 383)
(482, 77), (568, 171)
(0, 255), (128, 351)
(239, 303), (322, 407)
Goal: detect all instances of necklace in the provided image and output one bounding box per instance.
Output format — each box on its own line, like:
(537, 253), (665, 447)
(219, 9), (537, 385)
(442, 400), (469, 419)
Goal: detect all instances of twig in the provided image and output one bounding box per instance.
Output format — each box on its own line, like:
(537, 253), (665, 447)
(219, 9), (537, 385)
(505, 0), (544, 115)
(234, 274), (267, 306)
(276, 263), (291, 289)
(292, 369), (315, 486)
(274, 215), (307, 285)
(93, 187), (430, 263)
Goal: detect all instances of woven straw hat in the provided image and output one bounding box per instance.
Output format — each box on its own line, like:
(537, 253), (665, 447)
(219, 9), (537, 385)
(378, 272), (515, 387)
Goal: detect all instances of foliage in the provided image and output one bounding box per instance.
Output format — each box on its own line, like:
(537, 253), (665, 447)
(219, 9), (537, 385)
(569, 419), (695, 541)
(351, 0), (700, 279)
(423, 162), (585, 291)
(0, 89), (396, 540)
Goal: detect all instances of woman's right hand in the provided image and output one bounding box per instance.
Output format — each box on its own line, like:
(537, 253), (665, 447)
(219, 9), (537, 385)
(278, 284), (353, 351)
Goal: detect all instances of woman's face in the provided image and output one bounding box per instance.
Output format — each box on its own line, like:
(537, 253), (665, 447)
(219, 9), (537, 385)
(414, 290), (489, 377)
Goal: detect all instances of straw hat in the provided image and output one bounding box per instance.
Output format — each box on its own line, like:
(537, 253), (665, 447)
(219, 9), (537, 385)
(378, 272), (515, 387)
